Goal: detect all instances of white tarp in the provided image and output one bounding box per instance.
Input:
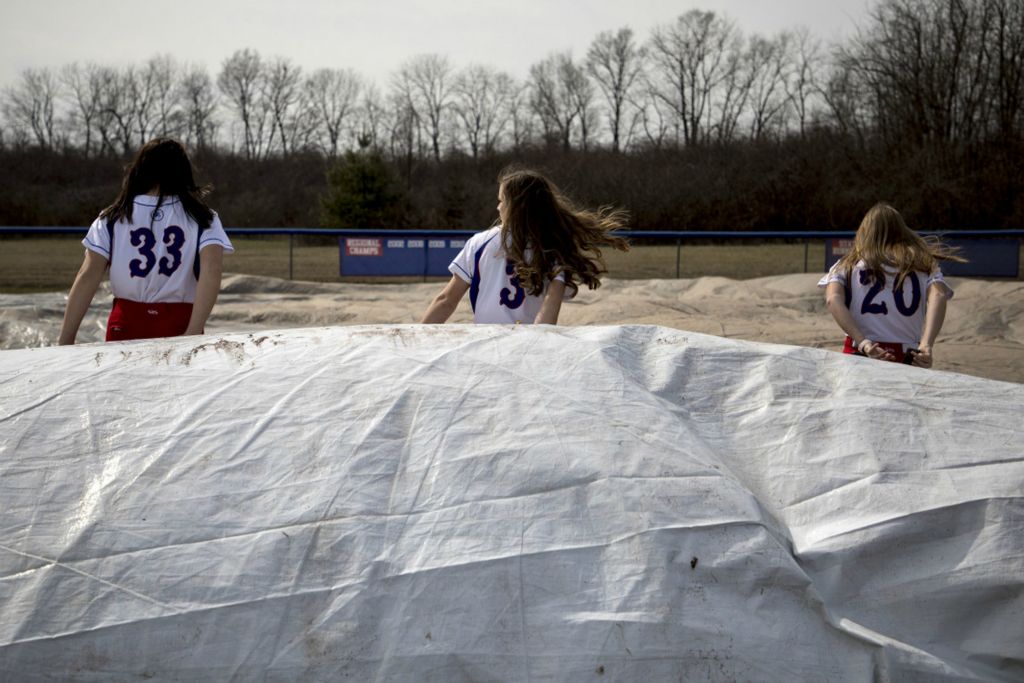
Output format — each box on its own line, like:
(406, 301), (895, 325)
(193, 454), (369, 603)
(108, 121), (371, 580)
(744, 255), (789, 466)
(1, 325), (1021, 681)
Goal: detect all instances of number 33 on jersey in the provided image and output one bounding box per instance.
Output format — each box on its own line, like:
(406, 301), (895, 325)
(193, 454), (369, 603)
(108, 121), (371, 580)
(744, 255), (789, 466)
(83, 195), (234, 304)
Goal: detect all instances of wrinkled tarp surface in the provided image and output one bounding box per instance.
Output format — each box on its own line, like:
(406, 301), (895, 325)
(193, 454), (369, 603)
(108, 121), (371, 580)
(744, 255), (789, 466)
(0, 324), (1021, 681)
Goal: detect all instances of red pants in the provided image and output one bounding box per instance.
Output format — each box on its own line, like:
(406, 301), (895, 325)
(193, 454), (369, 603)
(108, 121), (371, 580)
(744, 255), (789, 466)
(106, 298), (194, 342)
(842, 336), (916, 364)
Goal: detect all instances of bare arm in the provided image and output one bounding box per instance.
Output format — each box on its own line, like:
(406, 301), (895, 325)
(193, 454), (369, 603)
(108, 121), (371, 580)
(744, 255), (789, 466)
(58, 249), (109, 345)
(421, 276), (470, 323)
(534, 279), (566, 325)
(824, 282), (894, 361)
(185, 245), (224, 335)
(913, 283), (949, 368)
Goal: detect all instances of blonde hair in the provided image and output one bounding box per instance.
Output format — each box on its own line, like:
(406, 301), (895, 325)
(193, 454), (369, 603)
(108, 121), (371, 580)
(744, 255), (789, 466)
(498, 167), (629, 296)
(837, 202), (965, 288)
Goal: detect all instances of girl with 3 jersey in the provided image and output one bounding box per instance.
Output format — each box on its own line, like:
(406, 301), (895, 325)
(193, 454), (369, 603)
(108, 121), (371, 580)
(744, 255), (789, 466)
(819, 202), (965, 368)
(59, 138), (233, 344)
(422, 167), (629, 325)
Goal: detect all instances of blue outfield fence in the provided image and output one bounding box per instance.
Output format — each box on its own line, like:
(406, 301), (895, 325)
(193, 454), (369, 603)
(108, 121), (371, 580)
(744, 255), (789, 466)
(2, 227), (1022, 279)
(338, 234), (473, 278)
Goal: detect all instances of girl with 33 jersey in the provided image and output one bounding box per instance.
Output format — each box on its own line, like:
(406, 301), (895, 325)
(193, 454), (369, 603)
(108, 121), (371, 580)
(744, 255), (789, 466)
(59, 138), (233, 344)
(421, 166), (629, 325)
(819, 202), (965, 368)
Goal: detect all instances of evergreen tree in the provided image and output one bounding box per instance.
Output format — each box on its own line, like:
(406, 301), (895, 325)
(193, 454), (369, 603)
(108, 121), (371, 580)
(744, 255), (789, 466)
(321, 151), (404, 228)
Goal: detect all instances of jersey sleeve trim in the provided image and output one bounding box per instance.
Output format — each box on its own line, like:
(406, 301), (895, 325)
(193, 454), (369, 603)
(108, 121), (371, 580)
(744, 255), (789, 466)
(926, 270), (954, 299)
(450, 262), (472, 283)
(199, 236), (235, 253)
(817, 261), (848, 288)
(82, 238), (110, 259)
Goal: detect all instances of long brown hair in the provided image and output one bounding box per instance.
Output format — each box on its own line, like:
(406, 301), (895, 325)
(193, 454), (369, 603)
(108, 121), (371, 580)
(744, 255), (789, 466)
(837, 202), (965, 288)
(498, 167), (629, 296)
(100, 137), (214, 229)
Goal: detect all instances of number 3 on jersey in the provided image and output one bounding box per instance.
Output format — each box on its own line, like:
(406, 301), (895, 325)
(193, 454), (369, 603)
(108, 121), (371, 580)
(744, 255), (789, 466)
(499, 260), (526, 309)
(129, 226), (186, 278)
(858, 270), (921, 317)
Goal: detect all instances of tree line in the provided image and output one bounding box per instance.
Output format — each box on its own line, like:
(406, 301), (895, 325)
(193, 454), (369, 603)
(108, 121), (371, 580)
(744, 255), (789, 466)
(1, 0), (1022, 232)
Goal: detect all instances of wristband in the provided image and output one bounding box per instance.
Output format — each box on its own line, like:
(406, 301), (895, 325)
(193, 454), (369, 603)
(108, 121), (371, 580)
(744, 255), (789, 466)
(857, 339), (873, 353)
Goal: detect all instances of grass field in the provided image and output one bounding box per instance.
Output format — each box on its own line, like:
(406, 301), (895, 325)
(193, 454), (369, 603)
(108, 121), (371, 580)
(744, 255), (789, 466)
(1, 235), (1019, 293)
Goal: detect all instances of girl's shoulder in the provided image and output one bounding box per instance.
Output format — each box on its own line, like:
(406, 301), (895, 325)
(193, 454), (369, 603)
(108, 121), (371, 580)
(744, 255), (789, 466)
(817, 258), (859, 287)
(478, 225), (501, 240)
(465, 225), (502, 251)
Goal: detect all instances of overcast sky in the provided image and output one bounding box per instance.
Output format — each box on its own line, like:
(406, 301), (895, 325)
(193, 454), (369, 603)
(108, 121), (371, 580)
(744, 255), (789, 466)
(1, 0), (872, 87)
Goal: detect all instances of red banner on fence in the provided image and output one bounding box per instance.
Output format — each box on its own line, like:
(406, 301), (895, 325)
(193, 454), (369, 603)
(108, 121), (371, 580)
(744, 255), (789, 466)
(830, 239), (854, 256)
(346, 238), (382, 256)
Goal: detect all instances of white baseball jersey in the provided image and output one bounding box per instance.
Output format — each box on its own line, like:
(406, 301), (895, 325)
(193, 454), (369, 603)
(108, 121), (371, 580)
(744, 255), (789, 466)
(83, 195), (234, 304)
(819, 260), (953, 346)
(450, 226), (568, 324)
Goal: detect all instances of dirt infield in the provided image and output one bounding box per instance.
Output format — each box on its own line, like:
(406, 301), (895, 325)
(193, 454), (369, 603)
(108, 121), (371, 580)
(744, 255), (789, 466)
(5, 271), (1017, 383)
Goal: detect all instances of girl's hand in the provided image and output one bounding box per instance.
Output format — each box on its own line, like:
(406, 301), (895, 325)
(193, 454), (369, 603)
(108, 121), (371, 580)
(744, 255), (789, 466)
(912, 345), (933, 368)
(860, 340), (895, 361)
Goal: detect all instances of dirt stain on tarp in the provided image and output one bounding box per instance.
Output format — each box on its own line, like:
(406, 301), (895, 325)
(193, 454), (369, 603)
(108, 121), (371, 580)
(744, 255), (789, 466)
(346, 326), (419, 346)
(347, 326), (476, 346)
(180, 339), (248, 366)
(248, 333), (283, 348)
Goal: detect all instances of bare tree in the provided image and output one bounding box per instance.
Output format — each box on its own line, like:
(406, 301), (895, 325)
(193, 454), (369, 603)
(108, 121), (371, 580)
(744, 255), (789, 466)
(988, 0), (1024, 141)
(629, 72), (673, 149)
(178, 64), (218, 150)
(746, 33), (793, 139)
(839, 0), (998, 147)
(587, 27), (645, 152)
(508, 79), (536, 150)
(389, 72), (423, 161)
(264, 57), (306, 154)
(711, 39), (755, 144)
(487, 72), (517, 153)
(61, 63), (105, 154)
(821, 57), (872, 146)
(648, 10), (740, 145)
(451, 65), (513, 158)
(395, 54), (454, 161)
(388, 92), (420, 186)
(355, 83), (388, 152)
(786, 26), (824, 138)
(530, 52), (581, 149)
(143, 55), (181, 139)
(564, 55), (599, 150)
(127, 59), (162, 145)
(100, 67), (136, 154)
(218, 48), (271, 159)
(88, 66), (121, 155)
(306, 68), (362, 157)
(2, 67), (60, 149)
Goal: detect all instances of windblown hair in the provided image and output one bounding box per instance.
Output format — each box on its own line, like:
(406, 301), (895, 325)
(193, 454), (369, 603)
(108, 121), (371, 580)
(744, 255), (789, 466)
(837, 202), (965, 288)
(100, 137), (214, 229)
(498, 167), (629, 296)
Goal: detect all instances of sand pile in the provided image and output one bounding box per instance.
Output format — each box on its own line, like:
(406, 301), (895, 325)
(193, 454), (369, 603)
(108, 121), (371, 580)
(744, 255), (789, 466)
(1, 273), (1020, 383)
